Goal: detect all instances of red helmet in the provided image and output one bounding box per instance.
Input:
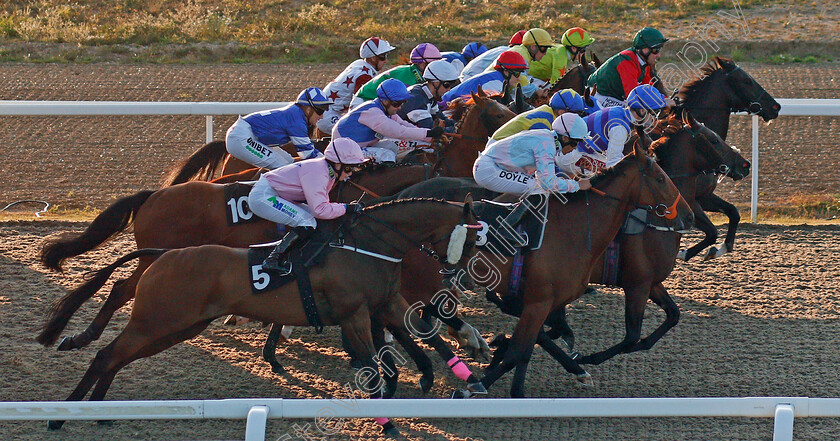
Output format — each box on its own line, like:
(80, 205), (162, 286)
(509, 30), (527, 46)
(494, 51), (528, 71)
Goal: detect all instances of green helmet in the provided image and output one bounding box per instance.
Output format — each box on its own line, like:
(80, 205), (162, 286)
(633, 27), (668, 50)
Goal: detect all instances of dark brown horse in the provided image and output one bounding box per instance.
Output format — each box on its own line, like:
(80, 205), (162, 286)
(526, 52), (601, 108)
(677, 56), (780, 260)
(45, 198), (485, 438)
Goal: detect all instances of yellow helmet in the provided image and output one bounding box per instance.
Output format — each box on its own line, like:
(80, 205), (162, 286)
(521, 28), (553, 47)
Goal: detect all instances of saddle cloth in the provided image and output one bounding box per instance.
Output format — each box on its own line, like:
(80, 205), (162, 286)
(472, 194), (549, 257)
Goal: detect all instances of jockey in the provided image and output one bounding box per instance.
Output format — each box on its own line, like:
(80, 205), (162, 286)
(483, 28), (558, 98)
(587, 27), (677, 108)
(249, 137), (370, 274)
(333, 78), (445, 163)
(351, 43), (442, 107)
(441, 42), (488, 75)
(522, 27), (595, 88)
(441, 51), (527, 108)
(225, 87), (331, 170)
(473, 112), (591, 242)
(578, 84), (669, 170)
(395, 60), (460, 160)
(490, 88), (587, 141)
(461, 30), (526, 81)
(317, 37), (397, 134)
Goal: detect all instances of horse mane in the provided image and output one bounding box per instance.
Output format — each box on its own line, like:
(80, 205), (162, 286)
(587, 152), (637, 188)
(356, 161), (423, 175)
(678, 56), (734, 99)
(364, 197), (451, 211)
(448, 93), (504, 127)
(648, 115), (687, 156)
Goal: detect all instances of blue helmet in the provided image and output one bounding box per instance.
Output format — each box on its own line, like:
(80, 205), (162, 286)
(549, 89), (585, 113)
(626, 84), (668, 110)
(376, 78), (411, 102)
(461, 42), (488, 62)
(296, 87), (332, 110)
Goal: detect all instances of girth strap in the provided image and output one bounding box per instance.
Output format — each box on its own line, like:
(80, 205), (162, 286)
(290, 253), (324, 333)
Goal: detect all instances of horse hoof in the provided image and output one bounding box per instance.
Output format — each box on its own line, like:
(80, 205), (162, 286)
(676, 249), (688, 261)
(382, 381), (398, 399)
(47, 420), (64, 430)
(57, 336), (77, 351)
(576, 372), (594, 387)
(570, 351), (581, 360)
(419, 375), (434, 394)
(349, 359), (363, 370)
(450, 388), (470, 399)
(383, 425), (402, 439)
(467, 381), (488, 396)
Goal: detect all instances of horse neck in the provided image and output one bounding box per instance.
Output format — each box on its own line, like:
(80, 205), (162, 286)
(441, 103), (494, 177)
(554, 67), (585, 94)
(356, 199), (459, 255)
(682, 71), (732, 139)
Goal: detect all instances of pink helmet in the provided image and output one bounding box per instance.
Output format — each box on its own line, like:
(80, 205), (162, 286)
(324, 138), (368, 165)
(410, 43), (442, 64)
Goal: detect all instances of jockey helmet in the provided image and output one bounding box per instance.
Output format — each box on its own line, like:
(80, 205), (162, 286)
(521, 28), (553, 47)
(325, 138), (368, 165)
(461, 42), (488, 61)
(376, 78), (411, 102)
(633, 27), (668, 50)
(549, 89), (586, 113)
(561, 27), (595, 49)
(494, 51), (528, 72)
(295, 87), (333, 112)
(626, 84), (668, 110)
(423, 59), (460, 82)
(552, 112), (589, 141)
(509, 30), (527, 46)
(410, 43), (442, 65)
(359, 37), (396, 59)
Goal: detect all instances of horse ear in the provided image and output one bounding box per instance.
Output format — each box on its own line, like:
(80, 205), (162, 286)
(685, 108), (698, 128)
(477, 84), (487, 98)
(592, 52), (602, 67)
(583, 86), (594, 107)
(515, 85), (525, 112)
(463, 193), (474, 218)
(634, 125), (650, 157)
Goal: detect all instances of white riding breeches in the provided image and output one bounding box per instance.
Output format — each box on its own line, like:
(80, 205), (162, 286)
(473, 154), (534, 194)
(226, 117), (295, 170)
(248, 177), (317, 228)
(362, 140), (400, 163)
(316, 109), (342, 134)
(593, 92), (625, 108)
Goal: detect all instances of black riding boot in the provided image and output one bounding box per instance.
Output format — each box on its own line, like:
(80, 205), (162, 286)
(262, 226), (315, 275)
(498, 202), (530, 246)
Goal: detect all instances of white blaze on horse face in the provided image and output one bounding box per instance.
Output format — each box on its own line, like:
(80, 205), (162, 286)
(447, 224), (468, 264)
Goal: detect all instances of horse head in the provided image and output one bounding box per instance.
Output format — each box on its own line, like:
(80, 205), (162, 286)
(685, 110), (751, 181)
(716, 57), (781, 121)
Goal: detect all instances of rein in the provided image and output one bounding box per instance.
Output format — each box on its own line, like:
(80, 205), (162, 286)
(588, 157), (682, 220)
(342, 178), (382, 199)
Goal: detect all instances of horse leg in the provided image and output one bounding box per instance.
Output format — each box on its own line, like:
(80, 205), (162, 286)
(627, 282), (680, 353)
(262, 323), (286, 374)
(545, 306), (575, 351)
(382, 296), (485, 396)
(575, 282), (651, 365)
(699, 193), (740, 260)
(371, 318), (399, 399)
(340, 312), (401, 438)
(387, 325), (435, 394)
(534, 329), (592, 385)
(58, 262), (147, 351)
(681, 202), (718, 261)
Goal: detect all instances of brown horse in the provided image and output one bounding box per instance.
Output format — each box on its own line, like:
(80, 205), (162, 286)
(39, 163), (435, 349)
(162, 91), (514, 186)
(677, 56), (780, 261)
(45, 198), (485, 437)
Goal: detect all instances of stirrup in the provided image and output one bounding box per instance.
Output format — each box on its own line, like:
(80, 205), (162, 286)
(262, 258), (292, 276)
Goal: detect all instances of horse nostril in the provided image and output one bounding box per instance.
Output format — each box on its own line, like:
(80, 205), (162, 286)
(773, 103), (781, 111)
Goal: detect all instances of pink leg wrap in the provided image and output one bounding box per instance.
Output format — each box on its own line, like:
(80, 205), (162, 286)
(447, 356), (473, 381)
(371, 397), (390, 425)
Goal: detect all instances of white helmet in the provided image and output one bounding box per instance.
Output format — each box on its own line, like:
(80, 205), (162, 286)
(423, 59), (460, 82)
(552, 113), (590, 140)
(359, 37), (396, 59)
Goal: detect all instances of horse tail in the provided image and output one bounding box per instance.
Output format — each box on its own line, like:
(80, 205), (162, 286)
(40, 190), (155, 272)
(161, 140), (229, 186)
(36, 248), (169, 347)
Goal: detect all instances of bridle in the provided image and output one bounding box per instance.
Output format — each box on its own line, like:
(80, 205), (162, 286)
(588, 154), (682, 220)
(726, 66), (771, 116)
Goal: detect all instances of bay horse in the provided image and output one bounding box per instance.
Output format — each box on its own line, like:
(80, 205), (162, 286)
(677, 56), (780, 261)
(162, 90), (514, 186)
(45, 198), (486, 438)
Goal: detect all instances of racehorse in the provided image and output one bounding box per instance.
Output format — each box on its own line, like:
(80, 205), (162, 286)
(526, 52), (601, 107)
(399, 138), (693, 397)
(161, 90), (514, 186)
(45, 198), (486, 438)
(677, 56), (780, 261)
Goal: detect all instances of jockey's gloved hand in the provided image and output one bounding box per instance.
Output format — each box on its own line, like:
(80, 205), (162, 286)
(427, 126), (446, 139)
(444, 125), (456, 134)
(345, 203), (364, 214)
